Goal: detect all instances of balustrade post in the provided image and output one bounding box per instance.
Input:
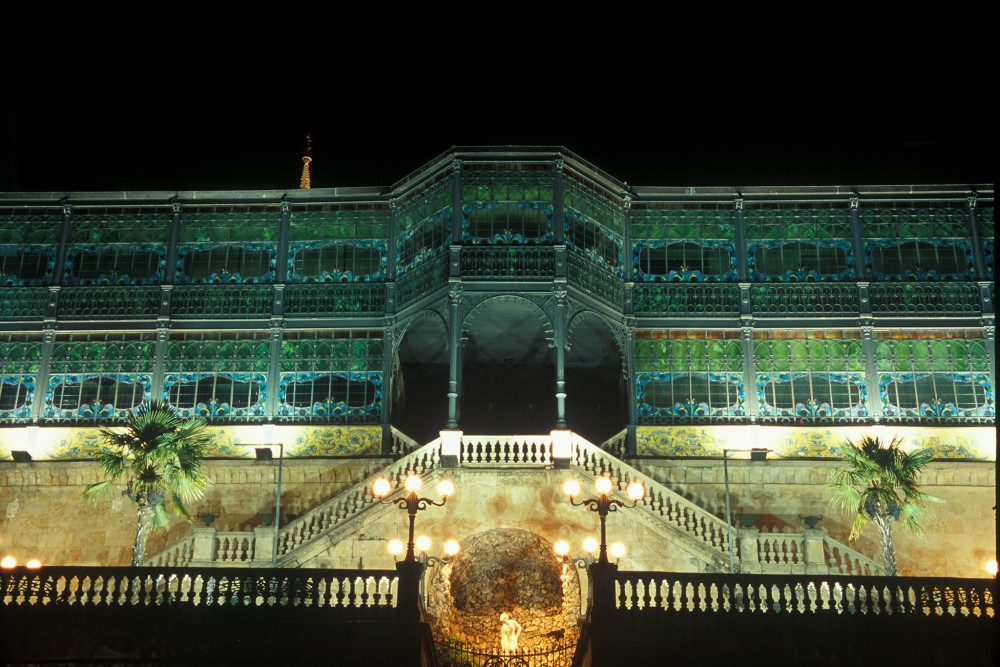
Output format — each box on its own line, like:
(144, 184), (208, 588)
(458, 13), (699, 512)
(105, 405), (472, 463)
(803, 528), (828, 575)
(191, 527), (218, 567)
(588, 562), (618, 666)
(253, 526), (274, 565)
(395, 560), (424, 623)
(737, 527), (761, 574)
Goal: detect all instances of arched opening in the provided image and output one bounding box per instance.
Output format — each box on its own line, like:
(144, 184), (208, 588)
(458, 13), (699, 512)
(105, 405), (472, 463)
(461, 297), (555, 434)
(566, 312), (626, 444)
(393, 311), (449, 444)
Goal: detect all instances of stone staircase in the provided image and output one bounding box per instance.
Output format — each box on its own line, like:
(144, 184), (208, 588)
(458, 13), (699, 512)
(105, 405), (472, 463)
(145, 431), (883, 576)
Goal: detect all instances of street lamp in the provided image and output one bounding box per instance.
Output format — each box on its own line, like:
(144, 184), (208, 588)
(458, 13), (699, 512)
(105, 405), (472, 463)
(563, 476), (644, 564)
(372, 474), (455, 562)
(723, 447), (768, 574)
(255, 443), (285, 567)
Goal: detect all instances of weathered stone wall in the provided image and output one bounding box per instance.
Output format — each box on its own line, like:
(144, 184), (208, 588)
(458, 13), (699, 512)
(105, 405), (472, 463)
(0, 457), (390, 566)
(635, 458), (996, 578)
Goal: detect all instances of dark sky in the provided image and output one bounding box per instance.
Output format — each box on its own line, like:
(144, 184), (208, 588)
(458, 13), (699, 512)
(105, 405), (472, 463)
(3, 84), (992, 193)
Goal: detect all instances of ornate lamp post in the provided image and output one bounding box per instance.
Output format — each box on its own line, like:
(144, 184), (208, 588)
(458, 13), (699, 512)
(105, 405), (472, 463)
(563, 476), (644, 564)
(372, 474), (455, 562)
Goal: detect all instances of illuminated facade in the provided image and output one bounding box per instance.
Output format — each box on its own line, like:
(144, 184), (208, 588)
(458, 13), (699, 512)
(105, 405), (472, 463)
(0, 147), (994, 575)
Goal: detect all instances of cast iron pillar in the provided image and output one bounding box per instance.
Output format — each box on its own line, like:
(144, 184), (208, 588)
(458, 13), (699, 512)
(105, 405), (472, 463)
(553, 286), (568, 429)
(446, 284), (463, 429)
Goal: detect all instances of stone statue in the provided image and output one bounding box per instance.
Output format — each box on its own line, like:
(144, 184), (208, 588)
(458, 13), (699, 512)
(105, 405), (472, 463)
(499, 612), (523, 653)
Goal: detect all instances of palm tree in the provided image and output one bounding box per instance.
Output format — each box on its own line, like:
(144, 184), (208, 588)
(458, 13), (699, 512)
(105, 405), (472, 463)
(85, 401), (213, 566)
(829, 434), (938, 576)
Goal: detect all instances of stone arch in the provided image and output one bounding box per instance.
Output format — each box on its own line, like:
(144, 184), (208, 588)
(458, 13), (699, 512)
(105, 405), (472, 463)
(393, 309), (449, 443)
(566, 310), (627, 443)
(425, 527), (581, 650)
(459, 296), (556, 434)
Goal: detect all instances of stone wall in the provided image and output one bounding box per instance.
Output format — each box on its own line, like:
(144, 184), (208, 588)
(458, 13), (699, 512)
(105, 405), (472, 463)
(635, 458), (996, 578)
(0, 457), (390, 566)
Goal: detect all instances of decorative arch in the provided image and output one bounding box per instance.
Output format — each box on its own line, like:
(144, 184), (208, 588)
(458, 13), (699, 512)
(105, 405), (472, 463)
(566, 310), (627, 443)
(393, 309), (450, 443)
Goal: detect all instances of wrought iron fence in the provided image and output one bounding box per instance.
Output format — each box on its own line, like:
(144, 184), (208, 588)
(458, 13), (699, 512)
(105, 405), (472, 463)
(436, 637), (577, 667)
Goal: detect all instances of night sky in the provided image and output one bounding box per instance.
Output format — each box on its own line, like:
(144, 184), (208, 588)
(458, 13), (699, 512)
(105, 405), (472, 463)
(3, 84), (992, 193)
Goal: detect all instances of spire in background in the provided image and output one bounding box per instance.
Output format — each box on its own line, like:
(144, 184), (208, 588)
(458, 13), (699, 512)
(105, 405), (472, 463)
(299, 133), (313, 189)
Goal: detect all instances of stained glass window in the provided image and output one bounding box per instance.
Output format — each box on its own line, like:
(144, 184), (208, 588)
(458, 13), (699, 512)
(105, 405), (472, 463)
(288, 204), (389, 282)
(745, 203), (853, 281)
(632, 203), (736, 282)
(564, 176), (623, 274)
(461, 166), (554, 244)
(44, 333), (155, 421)
(978, 202), (994, 279)
(176, 206), (280, 284)
(874, 330), (993, 421)
(277, 330), (383, 422)
(397, 174), (453, 272)
(0, 334), (42, 421)
(0, 208), (62, 286)
(754, 330), (867, 422)
(862, 202), (973, 281)
(64, 207), (171, 286)
(635, 330), (745, 423)
(163, 332), (270, 421)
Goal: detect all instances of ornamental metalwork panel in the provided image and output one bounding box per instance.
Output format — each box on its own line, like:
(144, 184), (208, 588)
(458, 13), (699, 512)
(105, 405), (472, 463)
(396, 253), (448, 309)
(64, 208), (172, 286)
(170, 285), (274, 319)
(751, 284), (860, 317)
(284, 284), (387, 317)
(868, 283), (982, 316)
(460, 246), (555, 280)
(979, 203), (994, 279)
(564, 176), (623, 275)
(176, 206), (281, 284)
(57, 287), (161, 320)
(0, 334), (42, 422)
(861, 202), (973, 281)
(631, 204), (737, 282)
(397, 174), (453, 273)
(633, 284), (740, 317)
(0, 208), (62, 286)
(874, 330), (994, 423)
(0, 287), (47, 320)
(635, 330), (745, 423)
(288, 204), (389, 282)
(754, 330), (869, 423)
(745, 203), (854, 282)
(163, 332), (270, 422)
(567, 251), (621, 308)
(461, 165), (555, 245)
(44, 333), (156, 422)
(278, 331), (383, 422)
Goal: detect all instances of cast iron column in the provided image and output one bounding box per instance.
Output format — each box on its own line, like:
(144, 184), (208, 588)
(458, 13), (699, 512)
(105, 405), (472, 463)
(446, 284), (462, 429)
(553, 286), (568, 429)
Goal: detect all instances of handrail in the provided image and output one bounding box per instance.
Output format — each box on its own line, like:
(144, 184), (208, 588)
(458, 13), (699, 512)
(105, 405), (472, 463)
(824, 536), (884, 576)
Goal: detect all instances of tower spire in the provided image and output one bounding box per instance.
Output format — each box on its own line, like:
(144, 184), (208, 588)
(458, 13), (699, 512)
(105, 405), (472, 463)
(299, 133), (313, 189)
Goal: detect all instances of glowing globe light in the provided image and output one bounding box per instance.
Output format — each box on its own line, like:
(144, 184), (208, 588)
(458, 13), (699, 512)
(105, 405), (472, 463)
(610, 542), (626, 559)
(563, 480), (580, 497)
(444, 540), (460, 557)
(582, 537), (598, 554)
(553, 540), (570, 557)
(987, 559), (998, 577)
(404, 475), (422, 492)
(0, 556), (15, 568)
(26, 559), (41, 569)
(415, 535), (432, 552)
(372, 478), (391, 498)
(387, 539), (404, 556)
(595, 477), (613, 495)
(626, 482), (645, 501)
(437, 480), (455, 498)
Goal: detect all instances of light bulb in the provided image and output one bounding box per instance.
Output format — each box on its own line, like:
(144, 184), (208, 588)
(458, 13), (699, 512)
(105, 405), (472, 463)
(444, 540), (460, 557)
(0, 556), (15, 568)
(404, 475), (422, 492)
(437, 480), (455, 497)
(372, 478), (391, 498)
(626, 481), (645, 501)
(553, 540), (570, 557)
(26, 559), (42, 569)
(387, 539), (404, 556)
(582, 537), (598, 554)
(595, 477), (613, 495)
(563, 480), (580, 497)
(987, 559), (998, 577)
(416, 535), (432, 552)
(610, 542), (626, 559)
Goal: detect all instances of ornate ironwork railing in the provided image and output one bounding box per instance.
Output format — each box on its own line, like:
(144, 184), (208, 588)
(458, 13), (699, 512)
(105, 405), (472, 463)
(751, 283), (860, 317)
(1, 566), (398, 613)
(171, 285), (274, 319)
(0, 287), (47, 320)
(568, 252), (621, 308)
(633, 283), (740, 317)
(869, 282), (982, 316)
(460, 246), (555, 280)
(396, 253), (448, 309)
(284, 283), (387, 317)
(57, 286), (161, 320)
(436, 637), (577, 667)
(611, 571), (994, 619)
